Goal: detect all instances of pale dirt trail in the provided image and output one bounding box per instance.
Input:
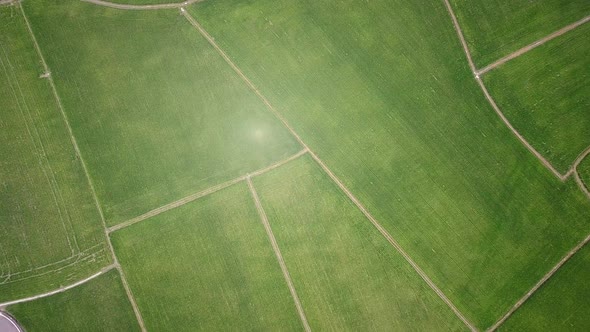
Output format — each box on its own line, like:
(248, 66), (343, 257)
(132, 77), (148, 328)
(108, 149), (309, 233)
(247, 178), (312, 332)
(487, 232), (590, 331)
(182, 8), (477, 331)
(19, 5), (147, 331)
(0, 264), (116, 308)
(82, 0), (203, 10)
(477, 15), (590, 76)
(571, 146), (590, 200)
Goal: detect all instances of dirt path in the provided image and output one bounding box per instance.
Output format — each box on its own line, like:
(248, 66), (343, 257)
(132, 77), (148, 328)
(82, 0), (203, 10)
(477, 15), (590, 76)
(571, 146), (590, 200)
(442, 0), (569, 181)
(487, 232), (590, 331)
(0, 264), (116, 308)
(247, 178), (312, 332)
(108, 149), (309, 233)
(182, 8), (476, 331)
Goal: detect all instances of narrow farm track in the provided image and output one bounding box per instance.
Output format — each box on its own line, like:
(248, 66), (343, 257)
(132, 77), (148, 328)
(477, 15), (590, 76)
(0, 264), (116, 308)
(82, 0), (203, 10)
(487, 232), (590, 331)
(181, 8), (477, 331)
(247, 178), (312, 332)
(108, 149), (309, 233)
(572, 146), (590, 200)
(19, 5), (147, 331)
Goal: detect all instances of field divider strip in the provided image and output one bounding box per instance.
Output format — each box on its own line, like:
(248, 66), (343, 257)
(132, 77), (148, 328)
(441, 0), (567, 181)
(19, 5), (147, 331)
(477, 15), (590, 76)
(82, 0), (203, 11)
(182, 8), (477, 330)
(487, 232), (590, 331)
(108, 149), (308, 233)
(572, 146), (590, 200)
(246, 177), (312, 332)
(0, 264), (116, 308)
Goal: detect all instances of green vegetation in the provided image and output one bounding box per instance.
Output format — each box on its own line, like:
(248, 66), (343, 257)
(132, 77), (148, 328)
(107, 0), (180, 4)
(0, 5), (110, 302)
(253, 155), (466, 330)
(484, 24), (590, 173)
(190, 0), (590, 327)
(111, 183), (303, 331)
(501, 244), (590, 331)
(579, 156), (590, 193)
(23, 0), (301, 226)
(8, 270), (141, 332)
(448, 0), (590, 67)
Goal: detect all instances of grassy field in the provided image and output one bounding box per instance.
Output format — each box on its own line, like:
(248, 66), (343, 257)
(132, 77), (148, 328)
(190, 0), (590, 328)
(0, 5), (111, 302)
(8, 270), (141, 332)
(501, 244), (590, 331)
(484, 23), (590, 173)
(23, 0), (301, 226)
(110, 183), (303, 331)
(580, 157), (590, 193)
(253, 155), (466, 330)
(448, 0), (590, 67)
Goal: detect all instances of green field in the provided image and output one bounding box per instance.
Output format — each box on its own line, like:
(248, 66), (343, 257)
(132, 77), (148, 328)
(8, 270), (141, 332)
(111, 183), (303, 331)
(580, 157), (590, 193)
(484, 23), (590, 173)
(0, 5), (110, 302)
(501, 244), (590, 331)
(448, 0), (590, 67)
(190, 0), (590, 327)
(253, 155), (466, 330)
(24, 0), (301, 225)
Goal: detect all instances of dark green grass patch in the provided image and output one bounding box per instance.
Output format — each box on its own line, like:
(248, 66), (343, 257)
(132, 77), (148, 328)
(0, 5), (110, 302)
(484, 24), (590, 173)
(449, 0), (590, 68)
(253, 155), (466, 331)
(501, 243), (590, 331)
(8, 270), (141, 332)
(23, 0), (301, 225)
(579, 156), (590, 194)
(111, 183), (303, 331)
(190, 0), (590, 328)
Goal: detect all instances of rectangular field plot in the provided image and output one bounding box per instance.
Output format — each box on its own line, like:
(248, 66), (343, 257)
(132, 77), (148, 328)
(448, 0), (590, 67)
(252, 155), (466, 331)
(191, 0), (590, 328)
(8, 270), (141, 332)
(484, 23), (590, 173)
(111, 183), (303, 331)
(23, 0), (301, 226)
(0, 5), (110, 302)
(501, 244), (590, 331)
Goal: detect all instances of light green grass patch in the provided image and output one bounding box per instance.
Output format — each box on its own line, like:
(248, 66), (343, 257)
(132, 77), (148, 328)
(448, 0), (590, 67)
(111, 183), (303, 331)
(191, 0), (590, 328)
(484, 23), (590, 173)
(8, 270), (141, 332)
(253, 155), (467, 331)
(501, 243), (590, 331)
(0, 5), (110, 302)
(579, 156), (590, 194)
(23, 0), (301, 226)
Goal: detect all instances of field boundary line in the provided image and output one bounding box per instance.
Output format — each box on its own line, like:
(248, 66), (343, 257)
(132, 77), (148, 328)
(477, 15), (590, 76)
(108, 149), (308, 233)
(441, 0), (571, 181)
(572, 146), (590, 200)
(246, 177), (311, 332)
(487, 232), (590, 331)
(0, 264), (116, 308)
(19, 5), (147, 331)
(182, 8), (477, 331)
(82, 0), (203, 10)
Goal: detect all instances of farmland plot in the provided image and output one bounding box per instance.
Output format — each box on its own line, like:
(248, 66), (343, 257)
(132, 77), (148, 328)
(190, 0), (590, 327)
(0, 5), (110, 302)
